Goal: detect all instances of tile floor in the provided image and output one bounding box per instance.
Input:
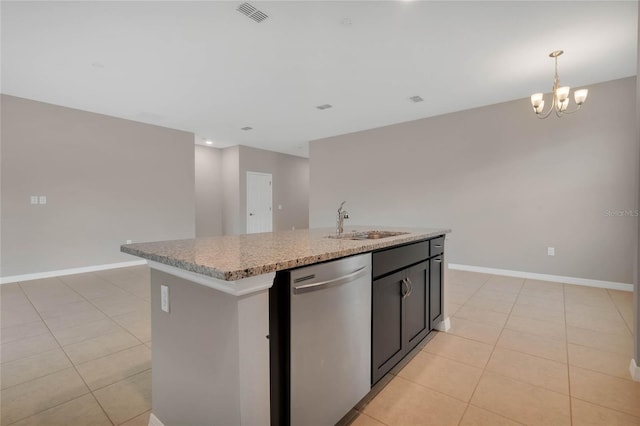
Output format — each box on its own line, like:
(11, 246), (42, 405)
(1, 266), (151, 426)
(1, 266), (638, 425)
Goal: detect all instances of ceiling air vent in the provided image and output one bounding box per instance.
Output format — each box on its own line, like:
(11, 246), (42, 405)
(409, 95), (424, 103)
(241, 126), (253, 131)
(237, 3), (269, 23)
(316, 104), (333, 110)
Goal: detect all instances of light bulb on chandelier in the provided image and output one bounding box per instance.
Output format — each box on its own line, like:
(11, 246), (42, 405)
(530, 50), (588, 119)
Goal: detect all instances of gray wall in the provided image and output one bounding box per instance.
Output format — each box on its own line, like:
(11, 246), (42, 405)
(310, 77), (637, 285)
(1, 95), (195, 277)
(238, 145), (309, 233)
(195, 144), (223, 237)
(221, 146), (241, 236)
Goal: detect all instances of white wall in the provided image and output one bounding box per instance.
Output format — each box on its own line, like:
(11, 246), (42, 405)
(1, 95), (196, 277)
(195, 144), (223, 237)
(310, 77), (637, 285)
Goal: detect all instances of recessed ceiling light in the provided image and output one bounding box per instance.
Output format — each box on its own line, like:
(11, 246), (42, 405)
(409, 95), (424, 103)
(205, 140), (213, 145)
(241, 126), (253, 131)
(316, 104), (333, 110)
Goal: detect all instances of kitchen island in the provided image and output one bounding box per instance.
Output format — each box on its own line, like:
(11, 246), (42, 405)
(121, 226), (450, 426)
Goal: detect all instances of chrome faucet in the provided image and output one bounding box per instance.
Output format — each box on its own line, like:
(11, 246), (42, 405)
(336, 201), (349, 235)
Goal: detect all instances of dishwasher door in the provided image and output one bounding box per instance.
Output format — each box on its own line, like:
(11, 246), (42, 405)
(290, 253), (372, 426)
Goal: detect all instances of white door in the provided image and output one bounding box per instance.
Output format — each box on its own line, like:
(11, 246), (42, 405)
(247, 172), (273, 234)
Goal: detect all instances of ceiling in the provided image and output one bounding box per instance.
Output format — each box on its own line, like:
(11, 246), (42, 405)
(2, 1), (637, 157)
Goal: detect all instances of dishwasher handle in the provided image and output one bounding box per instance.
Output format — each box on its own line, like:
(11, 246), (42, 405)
(293, 265), (368, 295)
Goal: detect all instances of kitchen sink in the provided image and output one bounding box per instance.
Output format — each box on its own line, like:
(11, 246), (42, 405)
(327, 231), (410, 240)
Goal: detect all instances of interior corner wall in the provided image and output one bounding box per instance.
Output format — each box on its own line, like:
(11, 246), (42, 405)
(634, 4), (640, 371)
(221, 145), (242, 236)
(195, 144), (223, 238)
(310, 77), (637, 285)
(238, 145), (309, 233)
(0, 95), (196, 277)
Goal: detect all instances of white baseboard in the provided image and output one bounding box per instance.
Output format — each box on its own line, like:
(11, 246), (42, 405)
(448, 263), (633, 292)
(435, 317), (451, 332)
(148, 413), (164, 426)
(0, 260), (148, 284)
(631, 359), (640, 382)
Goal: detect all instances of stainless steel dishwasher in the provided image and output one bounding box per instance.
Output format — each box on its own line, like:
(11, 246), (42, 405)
(289, 253), (372, 426)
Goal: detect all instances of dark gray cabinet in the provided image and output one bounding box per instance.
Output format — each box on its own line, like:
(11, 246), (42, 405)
(371, 236), (444, 385)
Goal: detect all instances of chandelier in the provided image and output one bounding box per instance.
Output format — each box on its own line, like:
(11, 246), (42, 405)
(530, 50), (588, 119)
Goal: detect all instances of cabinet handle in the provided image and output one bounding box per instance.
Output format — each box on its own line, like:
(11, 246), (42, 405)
(401, 278), (409, 299)
(434, 244), (442, 248)
(433, 258), (442, 263)
(405, 277), (413, 298)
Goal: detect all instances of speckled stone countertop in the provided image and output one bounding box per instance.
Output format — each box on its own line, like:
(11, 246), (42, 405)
(121, 226), (450, 281)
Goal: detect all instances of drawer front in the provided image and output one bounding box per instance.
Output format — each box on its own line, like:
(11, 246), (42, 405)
(372, 241), (429, 278)
(430, 236), (445, 257)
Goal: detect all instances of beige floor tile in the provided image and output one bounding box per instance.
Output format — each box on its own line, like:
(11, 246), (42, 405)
(504, 315), (566, 340)
(0, 367), (89, 425)
(481, 276), (524, 294)
(486, 347), (569, 394)
(570, 366), (640, 417)
(565, 299), (620, 315)
(1, 320), (50, 345)
(362, 376), (467, 426)
(25, 288), (85, 311)
(76, 344), (151, 390)
(112, 310), (151, 342)
(453, 305), (508, 327)
(509, 303), (566, 324)
(447, 317), (503, 345)
(448, 271), (491, 286)
(464, 296), (515, 314)
(565, 310), (630, 336)
(120, 410), (152, 426)
(1, 332), (59, 364)
(1, 302), (42, 329)
(42, 303), (109, 331)
(608, 289), (634, 307)
(90, 294), (149, 317)
(9, 394), (112, 426)
(51, 318), (123, 346)
(1, 348), (72, 389)
(61, 273), (129, 300)
(571, 398), (640, 426)
(93, 369), (152, 425)
(459, 405), (524, 426)
(396, 351), (483, 402)
(446, 288), (477, 305)
(446, 302), (462, 316)
(350, 412), (386, 426)
(514, 292), (565, 309)
(470, 371), (570, 426)
(619, 305), (634, 334)
(568, 343), (634, 380)
(497, 328), (567, 363)
(63, 329), (141, 364)
(567, 326), (633, 357)
(423, 332), (493, 368)
(522, 279), (564, 293)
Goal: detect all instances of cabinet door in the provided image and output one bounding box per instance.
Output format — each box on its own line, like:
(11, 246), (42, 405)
(372, 270), (404, 385)
(403, 261), (429, 352)
(430, 256), (443, 329)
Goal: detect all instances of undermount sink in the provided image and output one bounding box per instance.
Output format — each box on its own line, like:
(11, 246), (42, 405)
(327, 231), (410, 240)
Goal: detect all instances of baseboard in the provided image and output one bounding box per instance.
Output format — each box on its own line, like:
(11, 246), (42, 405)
(148, 413), (164, 426)
(0, 260), (148, 284)
(448, 263), (633, 292)
(435, 317), (451, 332)
(631, 359), (640, 382)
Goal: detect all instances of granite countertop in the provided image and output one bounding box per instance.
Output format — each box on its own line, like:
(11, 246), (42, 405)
(121, 226), (450, 281)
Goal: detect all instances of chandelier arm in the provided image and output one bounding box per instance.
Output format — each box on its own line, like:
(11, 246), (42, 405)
(561, 105), (582, 115)
(535, 93), (556, 119)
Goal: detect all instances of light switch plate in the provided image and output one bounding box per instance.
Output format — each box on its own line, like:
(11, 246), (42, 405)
(30, 196), (38, 205)
(161, 285), (170, 313)
(39, 196), (47, 205)
(547, 247), (555, 256)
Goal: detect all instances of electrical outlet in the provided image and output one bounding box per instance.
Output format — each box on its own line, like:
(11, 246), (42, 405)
(39, 196), (47, 205)
(547, 247), (555, 256)
(161, 285), (170, 313)
(30, 196), (38, 205)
